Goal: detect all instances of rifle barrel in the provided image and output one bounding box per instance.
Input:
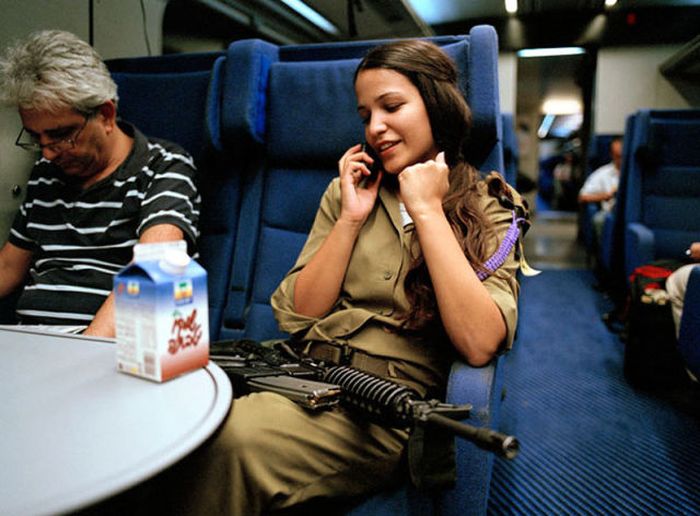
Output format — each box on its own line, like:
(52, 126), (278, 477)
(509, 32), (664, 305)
(425, 412), (520, 460)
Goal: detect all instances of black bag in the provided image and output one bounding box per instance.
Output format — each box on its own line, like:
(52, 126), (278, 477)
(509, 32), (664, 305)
(624, 260), (688, 389)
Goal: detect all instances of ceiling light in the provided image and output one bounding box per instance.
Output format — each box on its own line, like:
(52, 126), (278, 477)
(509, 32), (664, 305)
(280, 0), (339, 35)
(505, 0), (518, 14)
(537, 114), (555, 138)
(517, 47), (586, 58)
(542, 99), (582, 115)
(605, 0), (618, 6)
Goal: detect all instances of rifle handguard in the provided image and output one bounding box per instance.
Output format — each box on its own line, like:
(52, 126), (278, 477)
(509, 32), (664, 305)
(323, 366), (519, 460)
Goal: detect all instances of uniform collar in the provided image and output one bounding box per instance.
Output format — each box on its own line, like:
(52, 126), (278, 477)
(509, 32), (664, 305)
(378, 182), (415, 235)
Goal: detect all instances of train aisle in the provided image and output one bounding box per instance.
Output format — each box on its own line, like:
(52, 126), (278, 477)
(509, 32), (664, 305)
(488, 212), (700, 514)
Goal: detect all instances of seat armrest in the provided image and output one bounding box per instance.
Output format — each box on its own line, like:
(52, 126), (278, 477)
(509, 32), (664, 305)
(678, 266), (700, 379)
(625, 222), (656, 279)
(438, 356), (504, 516)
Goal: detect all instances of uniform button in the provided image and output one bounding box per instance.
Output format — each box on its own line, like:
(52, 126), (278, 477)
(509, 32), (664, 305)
(383, 271), (392, 280)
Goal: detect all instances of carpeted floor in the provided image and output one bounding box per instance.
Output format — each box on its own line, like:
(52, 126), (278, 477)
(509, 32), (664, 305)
(488, 269), (700, 515)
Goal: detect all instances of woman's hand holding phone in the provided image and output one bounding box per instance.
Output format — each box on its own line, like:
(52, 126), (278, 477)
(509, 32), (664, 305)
(337, 143), (383, 226)
(294, 144), (381, 317)
(361, 142), (382, 182)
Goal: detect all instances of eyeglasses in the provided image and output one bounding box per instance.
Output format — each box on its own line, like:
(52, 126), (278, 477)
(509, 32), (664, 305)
(15, 116), (90, 153)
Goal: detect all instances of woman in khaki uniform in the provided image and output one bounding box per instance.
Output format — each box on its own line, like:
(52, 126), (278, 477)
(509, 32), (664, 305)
(154, 40), (529, 515)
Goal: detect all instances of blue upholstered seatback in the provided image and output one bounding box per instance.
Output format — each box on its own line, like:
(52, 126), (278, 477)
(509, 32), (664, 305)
(108, 52), (222, 164)
(245, 58), (362, 340)
(600, 115), (637, 281)
(214, 40), (278, 339)
(215, 28), (504, 341)
(107, 51), (248, 340)
(624, 109), (700, 276)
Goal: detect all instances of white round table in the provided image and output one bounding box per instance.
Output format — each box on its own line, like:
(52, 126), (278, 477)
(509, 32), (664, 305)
(0, 327), (232, 515)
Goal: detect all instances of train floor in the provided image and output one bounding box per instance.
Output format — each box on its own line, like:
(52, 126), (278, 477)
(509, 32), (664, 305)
(487, 210), (700, 514)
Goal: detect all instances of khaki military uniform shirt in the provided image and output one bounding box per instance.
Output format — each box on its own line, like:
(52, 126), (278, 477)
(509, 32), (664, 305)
(271, 177), (522, 396)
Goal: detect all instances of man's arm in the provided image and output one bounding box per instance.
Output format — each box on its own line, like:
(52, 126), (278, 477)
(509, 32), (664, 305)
(0, 242), (33, 298)
(578, 166), (617, 205)
(82, 223), (185, 338)
(578, 188), (616, 204)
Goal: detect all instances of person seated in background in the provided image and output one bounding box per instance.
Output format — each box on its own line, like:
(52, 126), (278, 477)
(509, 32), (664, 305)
(552, 147), (576, 210)
(0, 30), (200, 337)
(133, 39), (530, 516)
(578, 136), (623, 247)
(666, 243), (700, 377)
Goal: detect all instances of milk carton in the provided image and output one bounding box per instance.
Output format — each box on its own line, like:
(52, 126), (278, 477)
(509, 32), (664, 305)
(114, 241), (209, 382)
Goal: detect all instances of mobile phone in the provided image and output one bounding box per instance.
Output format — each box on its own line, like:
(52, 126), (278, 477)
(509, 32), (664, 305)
(361, 142), (382, 182)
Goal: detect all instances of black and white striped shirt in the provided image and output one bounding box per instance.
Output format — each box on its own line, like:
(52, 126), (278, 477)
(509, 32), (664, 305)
(8, 121), (200, 325)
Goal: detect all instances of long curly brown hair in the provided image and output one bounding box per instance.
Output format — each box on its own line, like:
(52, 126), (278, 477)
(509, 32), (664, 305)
(355, 40), (498, 333)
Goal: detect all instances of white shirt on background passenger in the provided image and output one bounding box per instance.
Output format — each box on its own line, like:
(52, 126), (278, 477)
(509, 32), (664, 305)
(579, 162), (619, 212)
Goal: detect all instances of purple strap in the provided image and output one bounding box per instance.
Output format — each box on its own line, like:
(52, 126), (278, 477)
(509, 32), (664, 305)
(477, 211), (524, 281)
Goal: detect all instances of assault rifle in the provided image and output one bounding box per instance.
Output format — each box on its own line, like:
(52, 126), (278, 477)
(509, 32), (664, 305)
(210, 339), (519, 460)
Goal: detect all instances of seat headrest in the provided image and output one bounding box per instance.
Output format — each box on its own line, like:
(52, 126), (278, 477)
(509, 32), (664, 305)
(219, 39), (280, 154)
(219, 26), (500, 169)
(111, 69), (213, 163)
(107, 52), (224, 163)
(634, 109), (700, 170)
(267, 59), (364, 166)
(107, 52), (222, 74)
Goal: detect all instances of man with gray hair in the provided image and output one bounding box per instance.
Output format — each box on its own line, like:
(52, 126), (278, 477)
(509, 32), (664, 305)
(0, 30), (200, 337)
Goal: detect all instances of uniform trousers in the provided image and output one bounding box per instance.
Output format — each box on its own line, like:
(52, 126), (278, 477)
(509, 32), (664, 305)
(149, 391), (409, 515)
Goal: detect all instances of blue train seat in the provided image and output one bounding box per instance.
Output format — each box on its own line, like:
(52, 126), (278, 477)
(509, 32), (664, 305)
(218, 29), (504, 342)
(107, 52), (222, 163)
(212, 26), (509, 515)
(599, 115), (637, 287)
(107, 51), (253, 340)
(580, 133), (622, 254)
(623, 109), (700, 279)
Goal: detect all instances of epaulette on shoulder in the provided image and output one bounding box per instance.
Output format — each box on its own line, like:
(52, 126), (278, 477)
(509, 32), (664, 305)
(484, 171), (530, 232)
(477, 171), (539, 280)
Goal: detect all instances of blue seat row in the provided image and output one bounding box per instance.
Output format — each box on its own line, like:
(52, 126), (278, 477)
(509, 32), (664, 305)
(580, 132), (622, 257)
(598, 109), (700, 286)
(622, 110), (700, 277)
(599, 114), (639, 286)
(107, 25), (508, 514)
(595, 109), (700, 380)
